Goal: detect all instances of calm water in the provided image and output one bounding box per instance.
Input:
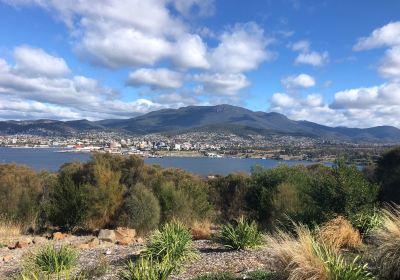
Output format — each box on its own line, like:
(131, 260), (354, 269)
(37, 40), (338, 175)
(0, 147), (320, 175)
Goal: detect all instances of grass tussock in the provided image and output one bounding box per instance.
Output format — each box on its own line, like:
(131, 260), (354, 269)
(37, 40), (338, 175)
(0, 216), (22, 245)
(33, 245), (78, 276)
(191, 220), (211, 240)
(119, 257), (174, 280)
(218, 217), (264, 250)
(267, 223), (373, 280)
(145, 221), (198, 270)
(370, 204), (400, 279)
(316, 216), (362, 252)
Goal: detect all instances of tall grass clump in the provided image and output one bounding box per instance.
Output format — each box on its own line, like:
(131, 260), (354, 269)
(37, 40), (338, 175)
(119, 257), (174, 280)
(370, 204), (400, 279)
(266, 224), (373, 280)
(218, 217), (264, 250)
(32, 245), (78, 276)
(145, 221), (198, 269)
(315, 216), (362, 252)
(0, 215), (22, 246)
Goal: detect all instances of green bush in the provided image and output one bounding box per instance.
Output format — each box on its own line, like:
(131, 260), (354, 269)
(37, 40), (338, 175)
(117, 184), (161, 234)
(46, 175), (90, 230)
(218, 217), (264, 250)
(0, 164), (44, 229)
(119, 257), (174, 280)
(191, 272), (236, 280)
(145, 221), (198, 269)
(375, 146), (400, 204)
(33, 245), (78, 276)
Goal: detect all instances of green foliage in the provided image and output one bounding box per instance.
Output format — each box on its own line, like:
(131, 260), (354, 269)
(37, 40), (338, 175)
(191, 272), (236, 280)
(375, 146), (400, 204)
(145, 221), (198, 269)
(33, 245), (78, 276)
(0, 164), (44, 229)
(46, 174), (90, 230)
(208, 173), (251, 222)
(297, 161), (378, 227)
(218, 217), (264, 250)
(117, 184), (160, 234)
(245, 270), (279, 280)
(119, 257), (174, 280)
(350, 208), (383, 236)
(317, 245), (375, 280)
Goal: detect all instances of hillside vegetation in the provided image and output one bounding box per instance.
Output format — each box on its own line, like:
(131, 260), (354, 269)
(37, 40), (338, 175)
(0, 146), (400, 279)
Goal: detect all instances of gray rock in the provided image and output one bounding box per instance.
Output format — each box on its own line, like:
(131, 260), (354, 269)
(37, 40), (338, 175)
(98, 229), (116, 243)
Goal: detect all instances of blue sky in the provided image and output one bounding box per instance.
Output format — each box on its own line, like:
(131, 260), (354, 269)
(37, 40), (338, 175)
(0, 0), (400, 128)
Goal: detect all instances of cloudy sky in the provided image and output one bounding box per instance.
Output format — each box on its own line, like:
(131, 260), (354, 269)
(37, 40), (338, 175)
(0, 0), (400, 127)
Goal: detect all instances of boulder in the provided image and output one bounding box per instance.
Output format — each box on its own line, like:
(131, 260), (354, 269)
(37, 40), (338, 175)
(52, 232), (67, 240)
(78, 237), (99, 249)
(114, 227), (136, 243)
(8, 238), (32, 249)
(98, 229), (116, 243)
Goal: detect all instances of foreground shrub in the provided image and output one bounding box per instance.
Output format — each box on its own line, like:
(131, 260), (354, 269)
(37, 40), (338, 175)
(33, 245), (78, 276)
(117, 184), (161, 234)
(145, 221), (197, 269)
(0, 215), (22, 245)
(316, 216), (362, 252)
(218, 217), (264, 250)
(267, 225), (373, 280)
(119, 257), (174, 280)
(191, 220), (211, 240)
(191, 272), (236, 280)
(350, 208), (383, 237)
(371, 204), (400, 279)
(0, 164), (44, 229)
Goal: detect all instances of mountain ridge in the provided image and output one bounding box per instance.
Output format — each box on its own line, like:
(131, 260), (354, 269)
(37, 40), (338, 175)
(1, 104), (400, 143)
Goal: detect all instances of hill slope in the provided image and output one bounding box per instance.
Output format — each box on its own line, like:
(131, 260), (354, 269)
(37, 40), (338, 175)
(1, 104), (400, 142)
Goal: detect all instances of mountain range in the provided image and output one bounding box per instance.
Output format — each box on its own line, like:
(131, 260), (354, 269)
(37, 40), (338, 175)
(1, 104), (400, 143)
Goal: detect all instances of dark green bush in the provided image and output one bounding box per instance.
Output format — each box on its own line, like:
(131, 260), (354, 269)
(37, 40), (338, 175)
(117, 184), (161, 234)
(33, 245), (78, 276)
(119, 257), (174, 280)
(376, 146), (400, 204)
(246, 270), (279, 280)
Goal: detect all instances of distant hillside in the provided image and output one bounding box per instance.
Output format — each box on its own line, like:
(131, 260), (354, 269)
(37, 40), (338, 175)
(1, 104), (400, 143)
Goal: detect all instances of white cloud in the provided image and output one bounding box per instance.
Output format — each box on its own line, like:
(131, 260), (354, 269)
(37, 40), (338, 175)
(270, 93), (296, 108)
(193, 73), (249, 95)
(209, 22), (273, 73)
(378, 46), (400, 79)
(172, 34), (209, 69)
(281, 73), (316, 89)
(290, 40), (310, 52)
(269, 82), (400, 128)
(354, 21), (400, 51)
(13, 45), (70, 77)
(0, 46), (167, 120)
(290, 39), (329, 67)
(127, 68), (183, 89)
(171, 0), (215, 17)
(295, 51), (329, 67)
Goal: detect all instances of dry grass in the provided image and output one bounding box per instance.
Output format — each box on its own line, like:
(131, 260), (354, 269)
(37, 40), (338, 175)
(191, 221), (211, 240)
(266, 225), (328, 280)
(0, 216), (22, 245)
(371, 204), (400, 279)
(315, 216), (362, 252)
